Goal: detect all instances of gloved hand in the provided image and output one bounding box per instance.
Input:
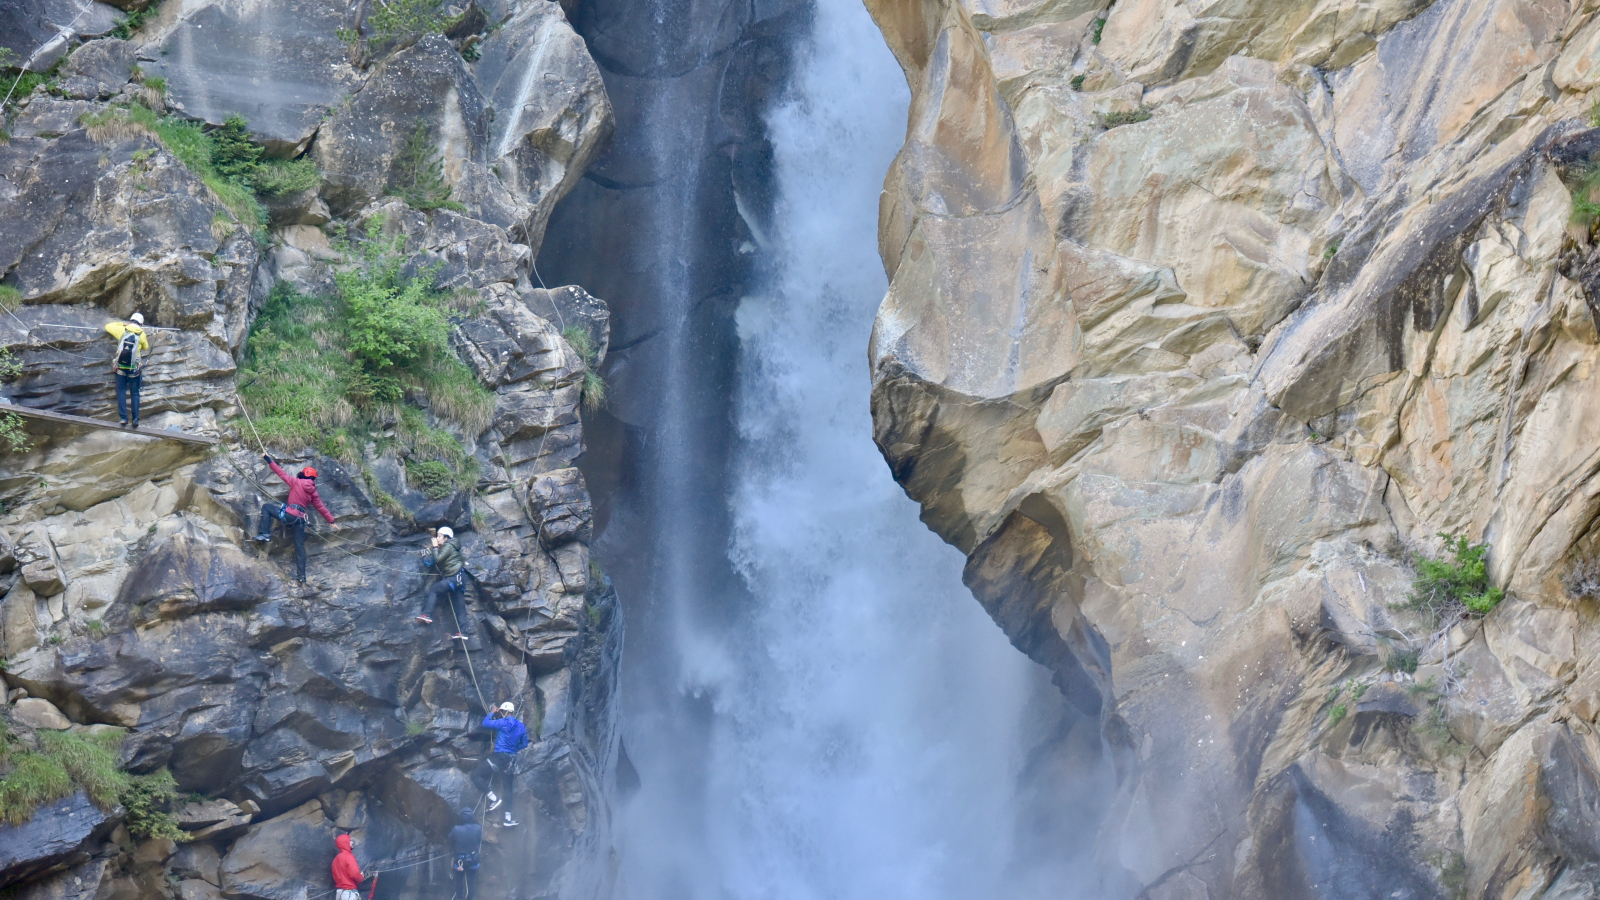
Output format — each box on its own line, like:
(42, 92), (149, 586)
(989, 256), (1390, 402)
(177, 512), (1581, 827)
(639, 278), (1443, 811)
(262, 453), (273, 464)
(422, 554), (435, 568)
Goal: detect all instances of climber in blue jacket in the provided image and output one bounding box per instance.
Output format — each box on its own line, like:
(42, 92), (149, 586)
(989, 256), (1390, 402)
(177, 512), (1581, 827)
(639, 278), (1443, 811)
(472, 701), (530, 827)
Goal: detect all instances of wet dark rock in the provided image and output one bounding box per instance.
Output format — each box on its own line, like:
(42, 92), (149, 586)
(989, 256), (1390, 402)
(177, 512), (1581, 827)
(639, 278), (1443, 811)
(0, 793), (113, 890)
(529, 467), (592, 548)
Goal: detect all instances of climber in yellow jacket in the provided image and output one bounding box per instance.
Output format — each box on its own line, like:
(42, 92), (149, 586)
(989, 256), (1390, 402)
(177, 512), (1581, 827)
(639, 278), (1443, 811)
(104, 314), (149, 429)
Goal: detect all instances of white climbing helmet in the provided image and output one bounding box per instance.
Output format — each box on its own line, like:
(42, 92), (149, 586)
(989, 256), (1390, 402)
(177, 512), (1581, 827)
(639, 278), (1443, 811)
(499, 701), (515, 714)
(130, 312), (144, 324)
(437, 526), (454, 540)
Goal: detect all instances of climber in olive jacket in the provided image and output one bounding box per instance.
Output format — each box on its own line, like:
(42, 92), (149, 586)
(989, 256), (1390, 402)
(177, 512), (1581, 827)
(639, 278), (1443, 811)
(417, 526), (472, 638)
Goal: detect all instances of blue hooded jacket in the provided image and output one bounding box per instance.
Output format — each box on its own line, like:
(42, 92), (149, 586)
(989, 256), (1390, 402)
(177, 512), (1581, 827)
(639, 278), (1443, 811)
(482, 713), (529, 754)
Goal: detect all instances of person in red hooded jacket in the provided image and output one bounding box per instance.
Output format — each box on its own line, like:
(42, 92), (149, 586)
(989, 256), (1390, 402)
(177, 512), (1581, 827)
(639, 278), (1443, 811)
(254, 454), (338, 582)
(331, 833), (364, 900)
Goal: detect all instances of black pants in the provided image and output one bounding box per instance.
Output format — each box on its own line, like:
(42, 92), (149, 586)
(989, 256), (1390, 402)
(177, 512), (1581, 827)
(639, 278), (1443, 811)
(115, 372), (142, 423)
(423, 575), (471, 633)
(470, 752), (514, 803)
(451, 864), (477, 900)
(257, 504), (308, 580)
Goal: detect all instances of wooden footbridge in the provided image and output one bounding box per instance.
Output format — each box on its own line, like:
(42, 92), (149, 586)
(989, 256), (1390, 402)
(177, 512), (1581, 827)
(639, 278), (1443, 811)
(0, 402), (219, 447)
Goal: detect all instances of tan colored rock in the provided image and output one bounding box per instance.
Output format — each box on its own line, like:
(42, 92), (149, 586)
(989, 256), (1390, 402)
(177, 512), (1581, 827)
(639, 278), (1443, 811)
(868, 0), (1600, 893)
(11, 697), (72, 730)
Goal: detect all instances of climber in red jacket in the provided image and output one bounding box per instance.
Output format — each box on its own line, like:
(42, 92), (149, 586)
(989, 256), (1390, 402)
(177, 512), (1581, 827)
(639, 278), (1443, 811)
(331, 833), (365, 900)
(254, 454), (338, 582)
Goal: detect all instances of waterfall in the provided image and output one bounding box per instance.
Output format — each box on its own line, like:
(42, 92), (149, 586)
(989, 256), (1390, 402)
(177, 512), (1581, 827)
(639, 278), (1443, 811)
(613, 0), (1056, 895)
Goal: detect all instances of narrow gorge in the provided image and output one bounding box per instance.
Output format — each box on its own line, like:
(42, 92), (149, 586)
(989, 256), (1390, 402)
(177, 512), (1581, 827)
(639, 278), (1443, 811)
(6, 0), (1600, 899)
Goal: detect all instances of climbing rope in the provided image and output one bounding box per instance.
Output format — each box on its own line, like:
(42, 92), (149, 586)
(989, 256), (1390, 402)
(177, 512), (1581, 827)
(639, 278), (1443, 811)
(447, 591), (491, 713)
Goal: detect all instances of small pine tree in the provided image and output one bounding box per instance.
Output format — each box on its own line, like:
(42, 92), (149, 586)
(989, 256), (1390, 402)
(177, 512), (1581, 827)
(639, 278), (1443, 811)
(210, 115), (261, 182)
(391, 122), (462, 212)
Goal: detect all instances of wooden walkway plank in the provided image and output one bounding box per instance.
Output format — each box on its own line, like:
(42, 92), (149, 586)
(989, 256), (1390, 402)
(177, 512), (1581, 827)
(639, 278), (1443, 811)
(0, 402), (219, 447)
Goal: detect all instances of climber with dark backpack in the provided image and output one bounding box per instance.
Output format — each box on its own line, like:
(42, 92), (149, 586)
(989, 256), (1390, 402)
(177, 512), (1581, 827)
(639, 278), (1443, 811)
(448, 808), (482, 900)
(104, 313), (148, 429)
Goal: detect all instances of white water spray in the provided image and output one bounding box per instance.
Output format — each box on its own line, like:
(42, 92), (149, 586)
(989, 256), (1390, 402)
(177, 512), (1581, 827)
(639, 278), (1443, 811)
(643, 2), (1052, 896)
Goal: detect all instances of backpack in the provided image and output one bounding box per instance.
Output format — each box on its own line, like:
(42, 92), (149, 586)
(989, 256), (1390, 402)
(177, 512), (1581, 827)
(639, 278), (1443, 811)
(115, 331), (141, 374)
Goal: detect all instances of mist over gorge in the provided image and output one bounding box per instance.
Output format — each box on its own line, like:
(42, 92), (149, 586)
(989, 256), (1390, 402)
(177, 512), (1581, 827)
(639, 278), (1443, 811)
(3, 0), (1600, 898)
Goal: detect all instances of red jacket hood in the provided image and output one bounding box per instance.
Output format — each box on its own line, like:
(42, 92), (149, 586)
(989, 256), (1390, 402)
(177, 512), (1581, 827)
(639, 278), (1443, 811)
(336, 834), (352, 852)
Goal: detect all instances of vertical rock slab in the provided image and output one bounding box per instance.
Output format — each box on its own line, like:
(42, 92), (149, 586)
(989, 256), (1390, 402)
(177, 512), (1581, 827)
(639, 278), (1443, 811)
(148, 0), (366, 156)
(473, 0), (613, 251)
(313, 36), (503, 222)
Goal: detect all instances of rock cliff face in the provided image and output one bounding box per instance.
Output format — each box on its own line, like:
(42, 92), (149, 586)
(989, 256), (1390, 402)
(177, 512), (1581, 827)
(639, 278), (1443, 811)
(0, 4), (619, 900)
(867, 0), (1600, 897)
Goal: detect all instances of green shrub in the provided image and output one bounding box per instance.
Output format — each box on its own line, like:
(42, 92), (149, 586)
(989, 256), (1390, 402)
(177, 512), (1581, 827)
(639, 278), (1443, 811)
(111, 3), (162, 40)
(250, 158), (321, 197)
(581, 371), (606, 412)
(209, 115), (261, 181)
(1395, 533), (1505, 624)
(1099, 105), (1154, 128)
(366, 0), (462, 44)
(562, 326), (607, 412)
(407, 459), (454, 499)
(1327, 702), (1348, 726)
(1090, 14), (1107, 44)
(1572, 164), (1600, 233)
(338, 266), (451, 372)
(121, 769), (186, 841)
(243, 252), (486, 503)
(390, 122), (463, 212)
(1384, 645), (1419, 674)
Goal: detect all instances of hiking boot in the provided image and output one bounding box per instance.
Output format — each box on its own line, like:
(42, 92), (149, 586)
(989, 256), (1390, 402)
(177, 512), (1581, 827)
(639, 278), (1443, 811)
(485, 792), (500, 811)
(118, 419), (128, 429)
(252, 534), (270, 543)
(129, 420), (139, 430)
(501, 812), (519, 827)
(415, 614), (433, 625)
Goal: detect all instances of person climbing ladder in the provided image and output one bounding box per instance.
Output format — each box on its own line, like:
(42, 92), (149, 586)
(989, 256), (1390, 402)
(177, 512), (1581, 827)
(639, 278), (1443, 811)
(104, 313), (148, 429)
(416, 527), (472, 640)
(448, 808), (482, 900)
(471, 701), (529, 827)
(254, 454), (338, 582)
